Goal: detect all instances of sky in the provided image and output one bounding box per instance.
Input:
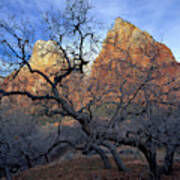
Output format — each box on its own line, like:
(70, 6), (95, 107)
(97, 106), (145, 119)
(93, 0), (180, 62)
(0, 0), (180, 62)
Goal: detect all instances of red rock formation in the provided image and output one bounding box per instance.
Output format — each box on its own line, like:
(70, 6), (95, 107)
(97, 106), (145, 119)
(1, 18), (180, 114)
(90, 17), (180, 104)
(1, 40), (85, 113)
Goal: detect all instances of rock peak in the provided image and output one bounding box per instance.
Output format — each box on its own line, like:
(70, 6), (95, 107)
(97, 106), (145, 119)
(100, 17), (175, 67)
(29, 40), (63, 69)
(114, 17), (135, 30)
(114, 17), (124, 26)
(90, 17), (180, 103)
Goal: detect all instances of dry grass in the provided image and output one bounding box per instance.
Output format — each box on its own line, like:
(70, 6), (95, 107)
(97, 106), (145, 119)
(14, 155), (180, 180)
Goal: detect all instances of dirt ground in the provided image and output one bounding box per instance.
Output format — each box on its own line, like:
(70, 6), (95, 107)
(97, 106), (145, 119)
(14, 155), (180, 180)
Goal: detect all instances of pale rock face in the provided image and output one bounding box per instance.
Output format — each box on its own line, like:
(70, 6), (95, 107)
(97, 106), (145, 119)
(0, 76), (4, 84)
(29, 40), (64, 69)
(1, 39), (85, 112)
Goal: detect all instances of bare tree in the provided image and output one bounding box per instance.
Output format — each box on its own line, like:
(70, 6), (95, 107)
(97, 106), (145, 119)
(0, 1), (180, 180)
(0, 0), (109, 178)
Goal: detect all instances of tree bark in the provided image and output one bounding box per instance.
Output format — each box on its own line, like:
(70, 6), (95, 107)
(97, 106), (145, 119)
(102, 142), (127, 171)
(162, 145), (176, 175)
(146, 153), (160, 180)
(138, 144), (160, 180)
(92, 144), (112, 169)
(5, 167), (12, 180)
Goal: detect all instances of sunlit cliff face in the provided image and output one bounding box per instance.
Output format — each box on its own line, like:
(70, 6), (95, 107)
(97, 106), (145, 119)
(90, 17), (180, 103)
(1, 17), (180, 113)
(93, 17), (176, 68)
(91, 17), (179, 79)
(29, 40), (64, 69)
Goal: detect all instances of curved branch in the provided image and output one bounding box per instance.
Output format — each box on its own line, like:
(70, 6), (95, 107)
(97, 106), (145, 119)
(0, 90), (56, 101)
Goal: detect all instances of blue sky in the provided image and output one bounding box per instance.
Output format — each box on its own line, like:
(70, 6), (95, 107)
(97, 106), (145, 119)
(93, 0), (180, 62)
(0, 0), (180, 62)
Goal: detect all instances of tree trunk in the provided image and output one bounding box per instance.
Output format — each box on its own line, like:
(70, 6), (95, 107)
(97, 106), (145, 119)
(102, 142), (127, 171)
(139, 144), (160, 180)
(92, 144), (112, 169)
(162, 145), (176, 175)
(0, 167), (6, 179)
(5, 167), (12, 180)
(146, 153), (160, 180)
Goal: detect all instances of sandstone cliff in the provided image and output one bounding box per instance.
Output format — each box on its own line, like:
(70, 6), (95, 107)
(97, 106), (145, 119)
(90, 17), (180, 103)
(1, 40), (85, 113)
(1, 17), (180, 114)
(93, 17), (176, 67)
